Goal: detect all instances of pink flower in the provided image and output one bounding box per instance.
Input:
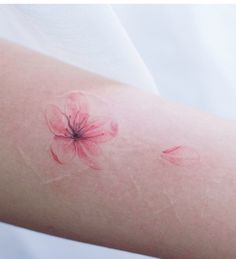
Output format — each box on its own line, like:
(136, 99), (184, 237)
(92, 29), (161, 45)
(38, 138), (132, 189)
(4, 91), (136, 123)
(45, 92), (118, 169)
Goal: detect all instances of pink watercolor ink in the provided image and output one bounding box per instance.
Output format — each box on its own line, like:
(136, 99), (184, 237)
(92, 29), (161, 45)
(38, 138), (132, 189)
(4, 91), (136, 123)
(45, 92), (118, 169)
(161, 145), (200, 166)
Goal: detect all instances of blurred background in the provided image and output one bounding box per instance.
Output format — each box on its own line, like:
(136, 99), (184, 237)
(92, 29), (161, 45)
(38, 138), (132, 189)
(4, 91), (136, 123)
(0, 4), (235, 259)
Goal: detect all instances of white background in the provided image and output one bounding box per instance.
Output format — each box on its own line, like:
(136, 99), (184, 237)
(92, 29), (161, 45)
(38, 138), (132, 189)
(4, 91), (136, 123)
(0, 4), (236, 259)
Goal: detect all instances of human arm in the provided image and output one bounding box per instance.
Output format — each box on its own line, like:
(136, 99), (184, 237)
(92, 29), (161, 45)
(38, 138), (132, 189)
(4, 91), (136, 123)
(0, 39), (236, 259)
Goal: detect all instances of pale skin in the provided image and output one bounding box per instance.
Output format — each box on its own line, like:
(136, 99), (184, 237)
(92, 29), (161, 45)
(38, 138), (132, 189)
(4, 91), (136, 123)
(0, 39), (236, 259)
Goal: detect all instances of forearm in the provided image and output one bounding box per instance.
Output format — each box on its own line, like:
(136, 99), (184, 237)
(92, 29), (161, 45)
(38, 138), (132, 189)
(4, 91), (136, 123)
(0, 39), (236, 259)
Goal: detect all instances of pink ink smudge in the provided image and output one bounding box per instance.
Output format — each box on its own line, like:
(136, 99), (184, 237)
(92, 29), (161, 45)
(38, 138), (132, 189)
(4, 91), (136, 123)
(161, 145), (200, 166)
(45, 92), (118, 169)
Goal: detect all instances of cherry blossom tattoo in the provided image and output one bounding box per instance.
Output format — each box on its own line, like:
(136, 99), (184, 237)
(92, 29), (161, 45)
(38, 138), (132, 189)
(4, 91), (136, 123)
(45, 92), (118, 170)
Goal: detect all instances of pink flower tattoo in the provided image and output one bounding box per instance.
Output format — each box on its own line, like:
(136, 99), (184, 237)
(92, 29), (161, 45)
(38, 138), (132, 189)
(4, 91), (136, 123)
(45, 92), (118, 169)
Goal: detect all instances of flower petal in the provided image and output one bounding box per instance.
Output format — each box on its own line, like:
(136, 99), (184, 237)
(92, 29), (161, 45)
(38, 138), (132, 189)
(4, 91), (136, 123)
(65, 92), (89, 125)
(80, 139), (102, 156)
(45, 105), (68, 136)
(74, 112), (89, 133)
(82, 117), (118, 143)
(76, 141), (101, 169)
(50, 136), (76, 164)
(161, 145), (200, 166)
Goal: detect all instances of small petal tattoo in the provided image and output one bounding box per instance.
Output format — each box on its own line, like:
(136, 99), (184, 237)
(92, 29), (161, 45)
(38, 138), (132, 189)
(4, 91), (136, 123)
(45, 92), (118, 169)
(161, 145), (200, 167)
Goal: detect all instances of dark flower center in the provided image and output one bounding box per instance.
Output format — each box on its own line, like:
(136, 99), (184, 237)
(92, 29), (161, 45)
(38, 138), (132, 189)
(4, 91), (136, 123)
(64, 114), (84, 140)
(72, 131), (81, 140)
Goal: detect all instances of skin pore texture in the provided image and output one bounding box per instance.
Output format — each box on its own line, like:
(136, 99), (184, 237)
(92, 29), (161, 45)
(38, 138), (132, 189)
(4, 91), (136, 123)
(0, 39), (236, 259)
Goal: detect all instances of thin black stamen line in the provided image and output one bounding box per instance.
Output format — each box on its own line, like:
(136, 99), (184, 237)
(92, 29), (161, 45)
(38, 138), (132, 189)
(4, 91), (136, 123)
(76, 116), (89, 133)
(61, 111), (102, 141)
(79, 122), (97, 134)
(62, 112), (75, 134)
(76, 122), (92, 136)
